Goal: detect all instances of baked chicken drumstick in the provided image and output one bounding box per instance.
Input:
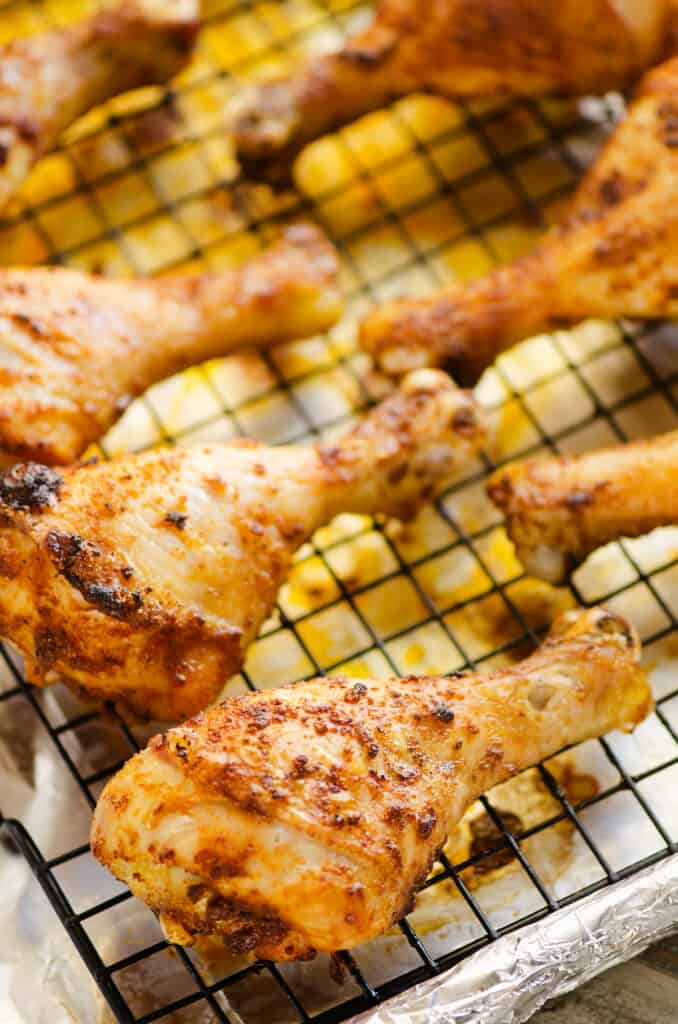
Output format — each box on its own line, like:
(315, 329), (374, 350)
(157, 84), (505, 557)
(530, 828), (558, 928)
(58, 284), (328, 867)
(92, 606), (650, 959)
(232, 0), (671, 179)
(0, 369), (482, 720)
(0, 0), (199, 211)
(0, 224), (340, 467)
(361, 54), (678, 382)
(489, 429), (678, 583)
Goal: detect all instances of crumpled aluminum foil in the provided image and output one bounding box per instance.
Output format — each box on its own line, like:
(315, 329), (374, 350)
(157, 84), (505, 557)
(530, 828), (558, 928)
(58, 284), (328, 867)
(353, 855), (678, 1024)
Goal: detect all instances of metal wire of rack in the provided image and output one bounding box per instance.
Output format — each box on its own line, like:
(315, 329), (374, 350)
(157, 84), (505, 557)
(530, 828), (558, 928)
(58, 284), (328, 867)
(1, 1), (678, 1022)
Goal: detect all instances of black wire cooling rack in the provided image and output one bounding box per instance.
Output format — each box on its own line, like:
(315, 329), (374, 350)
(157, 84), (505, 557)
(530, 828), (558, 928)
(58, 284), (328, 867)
(2, 2), (678, 1022)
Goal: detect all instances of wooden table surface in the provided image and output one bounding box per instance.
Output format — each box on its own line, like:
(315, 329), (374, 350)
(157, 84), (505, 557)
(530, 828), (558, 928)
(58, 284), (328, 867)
(531, 937), (678, 1023)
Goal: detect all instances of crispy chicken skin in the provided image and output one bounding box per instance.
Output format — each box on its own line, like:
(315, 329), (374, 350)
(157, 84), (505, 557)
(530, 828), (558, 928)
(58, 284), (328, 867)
(0, 224), (340, 466)
(361, 54), (678, 382)
(0, 370), (483, 720)
(489, 430), (678, 583)
(0, 0), (199, 211)
(231, 0), (671, 180)
(91, 607), (651, 960)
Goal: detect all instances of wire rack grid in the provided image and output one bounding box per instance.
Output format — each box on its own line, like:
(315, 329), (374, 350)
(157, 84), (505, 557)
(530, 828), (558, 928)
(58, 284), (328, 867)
(1, 1), (678, 1022)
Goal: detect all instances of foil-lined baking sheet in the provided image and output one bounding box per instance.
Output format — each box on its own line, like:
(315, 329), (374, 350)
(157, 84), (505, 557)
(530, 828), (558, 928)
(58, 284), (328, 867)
(1, 1), (678, 1022)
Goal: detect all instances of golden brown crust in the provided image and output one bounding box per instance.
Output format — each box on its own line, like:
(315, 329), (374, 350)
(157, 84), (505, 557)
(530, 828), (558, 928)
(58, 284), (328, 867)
(0, 449), (281, 720)
(0, 225), (341, 466)
(0, 1), (200, 210)
(92, 607), (651, 958)
(360, 262), (552, 384)
(232, 0), (671, 179)
(0, 372), (483, 720)
(360, 52), (678, 381)
(488, 429), (678, 582)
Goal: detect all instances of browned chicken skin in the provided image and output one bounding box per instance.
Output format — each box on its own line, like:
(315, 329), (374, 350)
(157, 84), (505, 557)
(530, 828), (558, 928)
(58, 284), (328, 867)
(91, 607), (651, 960)
(0, 0), (199, 211)
(0, 224), (341, 466)
(0, 370), (483, 720)
(489, 430), (678, 583)
(361, 54), (678, 383)
(232, 0), (671, 180)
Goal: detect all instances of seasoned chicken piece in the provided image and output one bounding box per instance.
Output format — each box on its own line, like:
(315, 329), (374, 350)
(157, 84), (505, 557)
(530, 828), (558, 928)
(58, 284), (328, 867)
(488, 430), (678, 583)
(0, 0), (199, 211)
(0, 370), (482, 720)
(231, 0), (671, 180)
(91, 606), (651, 959)
(361, 55), (678, 382)
(0, 224), (340, 466)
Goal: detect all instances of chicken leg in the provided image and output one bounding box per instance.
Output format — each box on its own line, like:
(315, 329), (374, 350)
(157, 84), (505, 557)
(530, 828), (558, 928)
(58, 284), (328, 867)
(231, 0), (671, 181)
(0, 369), (483, 720)
(91, 606), (651, 960)
(361, 55), (678, 383)
(0, 0), (199, 212)
(488, 429), (678, 583)
(0, 224), (341, 466)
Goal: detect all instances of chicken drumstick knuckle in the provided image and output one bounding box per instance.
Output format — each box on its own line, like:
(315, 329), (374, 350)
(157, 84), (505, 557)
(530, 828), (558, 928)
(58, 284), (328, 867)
(91, 606), (651, 960)
(488, 429), (678, 582)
